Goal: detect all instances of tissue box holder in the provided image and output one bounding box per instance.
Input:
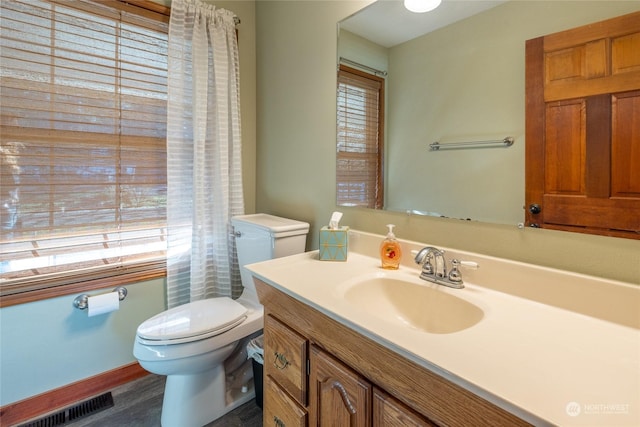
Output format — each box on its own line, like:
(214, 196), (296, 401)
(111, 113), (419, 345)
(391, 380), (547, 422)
(319, 226), (348, 261)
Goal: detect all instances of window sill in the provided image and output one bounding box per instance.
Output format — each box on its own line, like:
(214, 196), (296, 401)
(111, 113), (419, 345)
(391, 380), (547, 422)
(0, 268), (166, 308)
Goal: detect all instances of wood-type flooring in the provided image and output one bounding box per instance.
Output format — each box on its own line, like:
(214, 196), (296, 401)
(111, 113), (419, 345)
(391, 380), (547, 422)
(62, 374), (263, 427)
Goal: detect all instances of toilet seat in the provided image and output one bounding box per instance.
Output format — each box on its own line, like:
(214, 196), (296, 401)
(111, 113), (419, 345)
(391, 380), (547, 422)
(136, 298), (248, 346)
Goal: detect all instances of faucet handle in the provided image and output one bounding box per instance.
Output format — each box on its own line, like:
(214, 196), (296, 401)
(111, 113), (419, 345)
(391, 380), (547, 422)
(459, 260), (479, 269)
(413, 247), (436, 277)
(448, 259), (463, 283)
(448, 259), (479, 283)
(422, 258), (435, 275)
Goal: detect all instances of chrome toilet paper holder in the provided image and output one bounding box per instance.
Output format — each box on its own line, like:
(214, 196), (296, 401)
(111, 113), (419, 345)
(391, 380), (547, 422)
(73, 286), (128, 310)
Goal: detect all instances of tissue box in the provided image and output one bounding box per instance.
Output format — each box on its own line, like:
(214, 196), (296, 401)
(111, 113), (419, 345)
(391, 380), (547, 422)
(319, 226), (348, 261)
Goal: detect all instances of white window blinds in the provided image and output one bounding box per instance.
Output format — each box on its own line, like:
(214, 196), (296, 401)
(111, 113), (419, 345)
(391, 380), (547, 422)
(0, 0), (169, 303)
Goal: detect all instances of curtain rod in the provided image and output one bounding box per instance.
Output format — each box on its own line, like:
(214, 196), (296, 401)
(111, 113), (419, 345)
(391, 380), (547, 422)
(339, 57), (387, 77)
(429, 137), (514, 151)
(117, 1), (240, 24)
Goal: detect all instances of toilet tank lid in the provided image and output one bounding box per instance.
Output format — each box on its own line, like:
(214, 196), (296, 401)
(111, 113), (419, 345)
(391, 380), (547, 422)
(231, 213), (309, 235)
(136, 298), (248, 341)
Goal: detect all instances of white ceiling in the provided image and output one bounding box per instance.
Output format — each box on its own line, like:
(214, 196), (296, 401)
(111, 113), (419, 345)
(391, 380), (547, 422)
(339, 0), (507, 48)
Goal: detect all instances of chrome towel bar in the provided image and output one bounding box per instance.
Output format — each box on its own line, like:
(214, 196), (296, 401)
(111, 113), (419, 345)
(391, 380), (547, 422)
(429, 136), (514, 151)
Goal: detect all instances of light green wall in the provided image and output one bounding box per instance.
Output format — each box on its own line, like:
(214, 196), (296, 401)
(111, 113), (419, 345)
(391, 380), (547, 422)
(338, 29), (389, 73)
(386, 1), (640, 224)
(255, 0), (640, 284)
(0, 278), (165, 405)
(0, 0), (257, 407)
(387, 3), (526, 223)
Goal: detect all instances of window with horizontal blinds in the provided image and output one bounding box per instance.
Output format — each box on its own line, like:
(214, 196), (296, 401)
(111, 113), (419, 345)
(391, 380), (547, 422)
(0, 0), (169, 305)
(336, 65), (384, 209)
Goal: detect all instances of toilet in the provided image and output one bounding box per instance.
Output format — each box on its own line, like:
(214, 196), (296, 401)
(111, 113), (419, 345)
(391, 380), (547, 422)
(133, 214), (309, 427)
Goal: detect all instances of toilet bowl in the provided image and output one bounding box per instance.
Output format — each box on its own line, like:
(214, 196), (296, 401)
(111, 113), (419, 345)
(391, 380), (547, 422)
(133, 214), (309, 427)
(133, 298), (263, 427)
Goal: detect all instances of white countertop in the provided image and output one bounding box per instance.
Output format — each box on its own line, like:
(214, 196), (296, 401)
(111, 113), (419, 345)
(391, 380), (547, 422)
(246, 231), (640, 426)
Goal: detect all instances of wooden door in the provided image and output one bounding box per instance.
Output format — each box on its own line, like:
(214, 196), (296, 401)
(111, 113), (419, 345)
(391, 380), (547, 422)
(525, 11), (640, 239)
(309, 345), (371, 427)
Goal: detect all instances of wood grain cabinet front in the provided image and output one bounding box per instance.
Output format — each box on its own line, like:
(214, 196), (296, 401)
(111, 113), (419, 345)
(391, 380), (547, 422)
(309, 344), (371, 427)
(373, 388), (437, 427)
(264, 314), (308, 406)
(264, 375), (307, 427)
(262, 315), (439, 426)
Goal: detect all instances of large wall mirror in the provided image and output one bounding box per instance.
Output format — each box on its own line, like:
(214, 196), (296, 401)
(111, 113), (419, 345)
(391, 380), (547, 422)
(337, 0), (639, 228)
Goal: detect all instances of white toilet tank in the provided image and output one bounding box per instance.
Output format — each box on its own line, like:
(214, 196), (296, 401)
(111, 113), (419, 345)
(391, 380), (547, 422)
(231, 214), (309, 296)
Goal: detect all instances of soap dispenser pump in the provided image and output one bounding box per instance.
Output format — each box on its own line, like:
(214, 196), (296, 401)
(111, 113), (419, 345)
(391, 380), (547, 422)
(380, 224), (402, 269)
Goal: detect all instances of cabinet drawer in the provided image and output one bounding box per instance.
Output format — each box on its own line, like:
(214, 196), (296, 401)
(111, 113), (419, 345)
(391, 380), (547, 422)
(264, 375), (307, 427)
(264, 314), (308, 405)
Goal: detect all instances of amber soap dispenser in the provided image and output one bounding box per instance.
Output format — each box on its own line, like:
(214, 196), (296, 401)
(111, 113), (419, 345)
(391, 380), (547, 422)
(380, 224), (402, 269)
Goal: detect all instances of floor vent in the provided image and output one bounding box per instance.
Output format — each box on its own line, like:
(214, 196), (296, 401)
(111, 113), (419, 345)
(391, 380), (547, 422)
(19, 392), (114, 427)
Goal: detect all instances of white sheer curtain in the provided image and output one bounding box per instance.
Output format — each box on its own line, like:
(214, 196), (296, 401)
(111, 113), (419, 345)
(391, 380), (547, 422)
(166, 0), (244, 308)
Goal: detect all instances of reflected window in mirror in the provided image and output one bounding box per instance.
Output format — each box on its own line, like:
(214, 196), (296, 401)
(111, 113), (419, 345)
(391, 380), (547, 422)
(336, 65), (385, 209)
(336, 0), (640, 228)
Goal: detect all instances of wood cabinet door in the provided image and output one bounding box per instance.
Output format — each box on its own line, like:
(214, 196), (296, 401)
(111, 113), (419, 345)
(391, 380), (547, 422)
(309, 345), (371, 427)
(372, 388), (437, 427)
(525, 11), (640, 239)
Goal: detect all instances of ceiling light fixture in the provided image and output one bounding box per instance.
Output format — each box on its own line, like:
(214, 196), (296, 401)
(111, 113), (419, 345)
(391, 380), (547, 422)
(404, 0), (442, 13)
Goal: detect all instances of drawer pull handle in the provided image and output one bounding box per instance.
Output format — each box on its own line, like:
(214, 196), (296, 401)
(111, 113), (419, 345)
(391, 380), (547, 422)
(273, 415), (286, 427)
(273, 352), (290, 370)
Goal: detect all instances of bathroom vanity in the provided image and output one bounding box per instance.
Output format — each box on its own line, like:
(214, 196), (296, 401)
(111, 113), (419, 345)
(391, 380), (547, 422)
(256, 281), (525, 426)
(247, 230), (639, 426)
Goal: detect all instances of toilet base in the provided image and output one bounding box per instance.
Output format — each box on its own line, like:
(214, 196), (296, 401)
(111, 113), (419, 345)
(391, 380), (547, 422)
(160, 364), (256, 427)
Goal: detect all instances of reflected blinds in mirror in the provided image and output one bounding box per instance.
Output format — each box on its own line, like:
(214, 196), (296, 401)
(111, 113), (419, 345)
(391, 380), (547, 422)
(336, 65), (384, 209)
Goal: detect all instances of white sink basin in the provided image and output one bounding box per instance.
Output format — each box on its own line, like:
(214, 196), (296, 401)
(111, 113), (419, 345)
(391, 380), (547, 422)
(339, 274), (484, 334)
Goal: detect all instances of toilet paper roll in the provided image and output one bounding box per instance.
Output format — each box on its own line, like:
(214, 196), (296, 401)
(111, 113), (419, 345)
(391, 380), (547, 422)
(88, 292), (120, 317)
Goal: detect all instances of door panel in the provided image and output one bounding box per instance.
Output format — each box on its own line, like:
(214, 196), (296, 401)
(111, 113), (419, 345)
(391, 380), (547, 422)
(309, 345), (371, 427)
(612, 91), (640, 197)
(544, 100), (585, 195)
(612, 32), (640, 75)
(526, 11), (640, 238)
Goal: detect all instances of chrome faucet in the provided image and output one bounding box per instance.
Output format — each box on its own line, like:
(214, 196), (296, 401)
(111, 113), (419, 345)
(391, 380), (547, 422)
(414, 246), (465, 289)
